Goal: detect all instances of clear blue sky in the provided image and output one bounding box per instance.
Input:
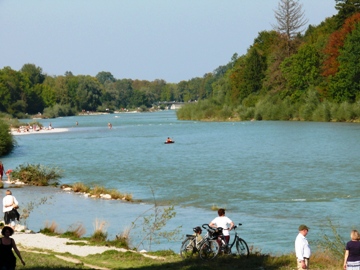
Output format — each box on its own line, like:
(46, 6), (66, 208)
(0, 0), (337, 83)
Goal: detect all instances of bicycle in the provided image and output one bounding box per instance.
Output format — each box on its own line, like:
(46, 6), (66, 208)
(180, 226), (204, 259)
(180, 224), (221, 260)
(198, 224), (222, 260)
(218, 223), (249, 257)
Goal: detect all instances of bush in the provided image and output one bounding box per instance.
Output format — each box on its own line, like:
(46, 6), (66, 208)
(63, 222), (86, 238)
(43, 104), (76, 118)
(11, 163), (62, 186)
(0, 120), (15, 156)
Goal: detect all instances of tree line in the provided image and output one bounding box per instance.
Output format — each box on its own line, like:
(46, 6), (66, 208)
(177, 0), (360, 121)
(1, 0), (360, 122)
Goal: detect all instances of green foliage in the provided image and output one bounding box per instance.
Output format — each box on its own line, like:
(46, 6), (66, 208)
(329, 22), (360, 103)
(2, 2), (360, 121)
(43, 103), (76, 118)
(129, 188), (181, 251)
(316, 218), (346, 260)
(0, 119), (15, 156)
(11, 163), (62, 186)
(21, 196), (51, 227)
(281, 44), (321, 92)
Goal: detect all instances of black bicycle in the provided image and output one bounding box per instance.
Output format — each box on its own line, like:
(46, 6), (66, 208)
(180, 224), (221, 260)
(218, 223), (249, 257)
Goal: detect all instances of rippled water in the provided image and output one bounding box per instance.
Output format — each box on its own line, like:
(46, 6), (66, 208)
(2, 111), (360, 253)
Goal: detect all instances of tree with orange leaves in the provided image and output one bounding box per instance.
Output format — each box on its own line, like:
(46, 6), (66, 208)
(322, 13), (360, 77)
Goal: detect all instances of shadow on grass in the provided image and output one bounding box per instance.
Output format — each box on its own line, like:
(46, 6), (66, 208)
(116, 254), (293, 270)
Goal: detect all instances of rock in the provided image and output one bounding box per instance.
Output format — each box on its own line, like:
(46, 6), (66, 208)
(15, 224), (26, 232)
(100, 194), (112, 199)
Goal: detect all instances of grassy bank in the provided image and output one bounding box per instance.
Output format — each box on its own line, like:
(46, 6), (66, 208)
(14, 247), (342, 270)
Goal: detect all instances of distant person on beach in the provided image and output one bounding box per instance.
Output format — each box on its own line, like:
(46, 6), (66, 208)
(5, 170), (12, 182)
(3, 190), (20, 230)
(76, 121), (78, 126)
(343, 230), (360, 270)
(49, 122), (52, 130)
(295, 224), (311, 270)
(0, 226), (26, 269)
(0, 161), (4, 181)
(209, 208), (234, 245)
(108, 122), (112, 129)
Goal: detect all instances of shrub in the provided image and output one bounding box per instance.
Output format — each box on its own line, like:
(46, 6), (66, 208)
(72, 182), (90, 193)
(316, 218), (346, 260)
(89, 185), (107, 197)
(63, 222), (86, 238)
(11, 163), (62, 186)
(43, 104), (76, 118)
(41, 221), (60, 235)
(0, 120), (15, 156)
(90, 219), (108, 242)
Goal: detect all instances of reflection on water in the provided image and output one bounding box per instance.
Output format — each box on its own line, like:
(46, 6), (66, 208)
(2, 111), (360, 253)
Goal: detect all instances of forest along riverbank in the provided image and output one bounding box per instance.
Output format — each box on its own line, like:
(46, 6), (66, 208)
(2, 111), (360, 254)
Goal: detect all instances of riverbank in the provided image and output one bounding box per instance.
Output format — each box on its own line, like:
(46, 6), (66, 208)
(9, 232), (342, 270)
(11, 127), (69, 136)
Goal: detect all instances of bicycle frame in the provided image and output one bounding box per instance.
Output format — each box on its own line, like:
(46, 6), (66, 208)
(219, 223), (249, 257)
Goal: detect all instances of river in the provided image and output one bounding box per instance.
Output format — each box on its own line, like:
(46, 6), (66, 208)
(2, 110), (360, 254)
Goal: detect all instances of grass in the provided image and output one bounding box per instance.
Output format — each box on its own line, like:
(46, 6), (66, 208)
(66, 182), (133, 201)
(13, 247), (343, 270)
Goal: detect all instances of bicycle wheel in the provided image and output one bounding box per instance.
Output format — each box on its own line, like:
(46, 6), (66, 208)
(235, 238), (249, 257)
(180, 237), (197, 259)
(199, 239), (220, 260)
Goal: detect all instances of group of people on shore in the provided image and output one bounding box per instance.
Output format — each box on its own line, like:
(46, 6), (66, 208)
(206, 209), (360, 270)
(1, 189), (25, 269)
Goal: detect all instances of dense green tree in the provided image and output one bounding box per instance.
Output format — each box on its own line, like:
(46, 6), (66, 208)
(328, 22), (360, 102)
(281, 44), (321, 94)
(75, 76), (103, 111)
(0, 67), (30, 115)
(21, 64), (45, 85)
(335, 0), (360, 28)
(96, 71), (116, 85)
(0, 120), (14, 156)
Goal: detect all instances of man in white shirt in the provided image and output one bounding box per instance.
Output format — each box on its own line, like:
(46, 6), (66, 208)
(295, 224), (311, 269)
(3, 190), (19, 229)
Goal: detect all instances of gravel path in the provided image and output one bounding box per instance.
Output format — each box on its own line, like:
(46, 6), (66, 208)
(12, 232), (127, 257)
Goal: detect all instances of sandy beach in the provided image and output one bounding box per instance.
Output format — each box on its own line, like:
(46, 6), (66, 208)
(11, 128), (69, 136)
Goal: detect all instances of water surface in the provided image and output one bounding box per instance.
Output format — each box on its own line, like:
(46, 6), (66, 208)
(3, 111), (360, 253)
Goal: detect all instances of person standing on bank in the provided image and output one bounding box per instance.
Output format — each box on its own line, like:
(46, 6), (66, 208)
(0, 226), (25, 269)
(0, 161), (4, 181)
(295, 224), (311, 269)
(343, 230), (360, 270)
(3, 190), (19, 230)
(209, 208), (234, 245)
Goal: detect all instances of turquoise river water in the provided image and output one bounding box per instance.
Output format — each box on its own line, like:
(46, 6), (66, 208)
(2, 110), (360, 254)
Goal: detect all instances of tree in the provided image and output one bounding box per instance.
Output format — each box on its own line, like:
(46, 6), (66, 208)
(335, 0), (360, 28)
(273, 0), (308, 39)
(281, 44), (321, 93)
(273, 0), (308, 55)
(328, 22), (360, 102)
(0, 120), (14, 156)
(20, 64), (45, 85)
(96, 71), (116, 85)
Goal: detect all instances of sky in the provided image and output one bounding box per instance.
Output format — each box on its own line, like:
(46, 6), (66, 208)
(0, 0), (337, 83)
